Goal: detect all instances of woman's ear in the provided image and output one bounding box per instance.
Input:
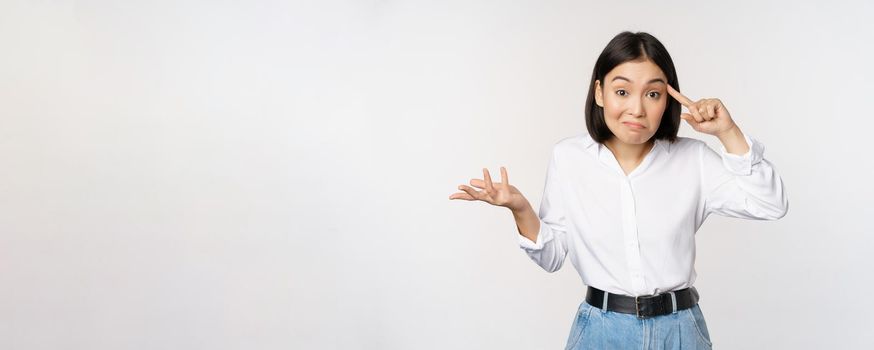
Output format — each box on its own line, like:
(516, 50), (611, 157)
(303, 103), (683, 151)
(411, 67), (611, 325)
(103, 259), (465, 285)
(594, 80), (604, 107)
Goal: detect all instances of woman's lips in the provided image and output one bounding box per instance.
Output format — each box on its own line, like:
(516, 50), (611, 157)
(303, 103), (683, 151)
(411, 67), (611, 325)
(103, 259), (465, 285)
(623, 121), (645, 129)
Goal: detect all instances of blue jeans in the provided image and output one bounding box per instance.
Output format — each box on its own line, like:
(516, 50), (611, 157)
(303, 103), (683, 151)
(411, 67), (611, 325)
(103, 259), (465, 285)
(564, 299), (713, 349)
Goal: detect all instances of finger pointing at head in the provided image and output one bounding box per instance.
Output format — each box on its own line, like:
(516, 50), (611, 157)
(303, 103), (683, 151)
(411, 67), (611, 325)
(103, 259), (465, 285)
(667, 85), (694, 108)
(668, 85), (704, 122)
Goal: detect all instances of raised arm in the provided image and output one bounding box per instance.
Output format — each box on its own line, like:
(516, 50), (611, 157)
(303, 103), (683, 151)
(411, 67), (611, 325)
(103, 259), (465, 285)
(666, 84), (789, 220)
(449, 146), (570, 273)
(700, 132), (789, 220)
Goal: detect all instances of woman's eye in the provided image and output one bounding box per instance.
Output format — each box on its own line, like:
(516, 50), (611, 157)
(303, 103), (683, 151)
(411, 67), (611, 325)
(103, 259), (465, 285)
(648, 91), (661, 99)
(615, 89), (627, 96)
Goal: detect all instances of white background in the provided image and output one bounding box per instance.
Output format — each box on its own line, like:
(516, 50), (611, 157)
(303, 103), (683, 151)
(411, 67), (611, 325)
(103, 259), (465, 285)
(1, 0), (873, 349)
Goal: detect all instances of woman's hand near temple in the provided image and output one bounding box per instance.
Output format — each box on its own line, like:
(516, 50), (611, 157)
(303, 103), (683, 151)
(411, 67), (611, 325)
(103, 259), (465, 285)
(667, 84), (738, 136)
(667, 85), (751, 155)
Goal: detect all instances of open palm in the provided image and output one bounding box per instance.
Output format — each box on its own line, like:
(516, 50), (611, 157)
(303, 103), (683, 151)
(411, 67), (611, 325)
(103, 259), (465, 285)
(449, 167), (527, 212)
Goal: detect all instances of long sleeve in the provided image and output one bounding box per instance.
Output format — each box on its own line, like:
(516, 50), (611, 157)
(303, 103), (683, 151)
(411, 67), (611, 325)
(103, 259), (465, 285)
(700, 134), (789, 220)
(518, 146), (569, 272)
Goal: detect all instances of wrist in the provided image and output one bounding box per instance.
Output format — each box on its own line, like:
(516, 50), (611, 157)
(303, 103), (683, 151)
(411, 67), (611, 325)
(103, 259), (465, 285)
(509, 200), (533, 216)
(716, 123), (740, 141)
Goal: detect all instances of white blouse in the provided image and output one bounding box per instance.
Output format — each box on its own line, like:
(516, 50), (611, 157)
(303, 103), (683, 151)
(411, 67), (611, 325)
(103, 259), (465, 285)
(518, 132), (788, 297)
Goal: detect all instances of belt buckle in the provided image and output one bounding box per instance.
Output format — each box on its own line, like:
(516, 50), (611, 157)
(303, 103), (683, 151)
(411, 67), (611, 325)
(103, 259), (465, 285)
(636, 295), (656, 319)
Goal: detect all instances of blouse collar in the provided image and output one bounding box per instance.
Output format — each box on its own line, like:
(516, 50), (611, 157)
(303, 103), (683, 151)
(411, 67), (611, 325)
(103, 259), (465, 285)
(582, 134), (673, 155)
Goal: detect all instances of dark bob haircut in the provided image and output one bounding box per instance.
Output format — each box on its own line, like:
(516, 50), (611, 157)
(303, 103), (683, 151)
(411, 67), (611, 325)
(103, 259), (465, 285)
(585, 31), (681, 144)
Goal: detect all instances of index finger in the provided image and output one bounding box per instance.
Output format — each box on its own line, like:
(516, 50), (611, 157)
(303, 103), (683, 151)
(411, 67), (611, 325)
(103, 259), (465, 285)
(667, 85), (694, 107)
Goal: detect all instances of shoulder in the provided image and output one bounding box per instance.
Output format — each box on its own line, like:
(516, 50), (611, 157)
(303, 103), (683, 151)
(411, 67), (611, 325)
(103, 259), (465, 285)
(553, 132), (594, 151)
(547, 133), (595, 161)
(669, 135), (707, 153)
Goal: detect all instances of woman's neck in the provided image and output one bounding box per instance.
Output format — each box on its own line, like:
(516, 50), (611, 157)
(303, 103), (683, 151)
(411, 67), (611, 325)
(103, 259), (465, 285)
(604, 137), (655, 163)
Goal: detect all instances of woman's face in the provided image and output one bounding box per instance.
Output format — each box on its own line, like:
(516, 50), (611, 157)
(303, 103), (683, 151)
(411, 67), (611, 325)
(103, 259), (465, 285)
(595, 59), (668, 146)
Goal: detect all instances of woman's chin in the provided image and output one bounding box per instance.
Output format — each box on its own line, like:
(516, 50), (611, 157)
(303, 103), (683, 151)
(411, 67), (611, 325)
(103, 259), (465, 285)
(615, 132), (651, 145)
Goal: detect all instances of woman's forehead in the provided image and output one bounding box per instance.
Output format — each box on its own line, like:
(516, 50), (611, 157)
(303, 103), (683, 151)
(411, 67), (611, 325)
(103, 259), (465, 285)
(606, 60), (667, 83)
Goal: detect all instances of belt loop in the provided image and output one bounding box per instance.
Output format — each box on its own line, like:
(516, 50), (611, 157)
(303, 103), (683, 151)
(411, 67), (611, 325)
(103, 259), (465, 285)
(669, 291), (677, 314)
(602, 291), (609, 312)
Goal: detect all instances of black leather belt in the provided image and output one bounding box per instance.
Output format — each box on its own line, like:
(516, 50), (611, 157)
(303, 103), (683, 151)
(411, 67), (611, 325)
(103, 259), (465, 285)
(585, 286), (699, 319)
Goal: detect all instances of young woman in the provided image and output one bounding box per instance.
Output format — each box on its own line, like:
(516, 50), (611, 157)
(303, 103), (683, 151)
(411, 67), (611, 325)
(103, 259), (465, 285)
(449, 31), (789, 349)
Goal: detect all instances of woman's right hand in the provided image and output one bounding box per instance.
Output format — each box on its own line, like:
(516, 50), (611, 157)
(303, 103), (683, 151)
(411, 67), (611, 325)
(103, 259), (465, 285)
(449, 167), (529, 212)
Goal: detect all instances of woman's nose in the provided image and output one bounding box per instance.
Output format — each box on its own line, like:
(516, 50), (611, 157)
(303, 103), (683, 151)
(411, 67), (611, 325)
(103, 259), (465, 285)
(627, 97), (645, 116)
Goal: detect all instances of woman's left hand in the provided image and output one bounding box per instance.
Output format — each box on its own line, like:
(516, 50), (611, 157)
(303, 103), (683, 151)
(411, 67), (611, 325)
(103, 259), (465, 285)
(667, 85), (738, 137)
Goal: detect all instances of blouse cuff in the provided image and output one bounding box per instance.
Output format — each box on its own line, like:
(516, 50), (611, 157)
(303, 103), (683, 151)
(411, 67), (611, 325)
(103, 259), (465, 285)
(518, 220), (552, 251)
(719, 134), (765, 176)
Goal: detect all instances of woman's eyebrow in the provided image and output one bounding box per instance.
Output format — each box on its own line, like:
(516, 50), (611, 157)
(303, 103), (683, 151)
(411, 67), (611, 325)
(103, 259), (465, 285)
(611, 76), (666, 85)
